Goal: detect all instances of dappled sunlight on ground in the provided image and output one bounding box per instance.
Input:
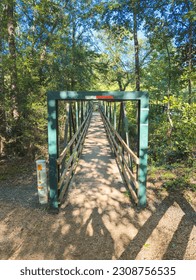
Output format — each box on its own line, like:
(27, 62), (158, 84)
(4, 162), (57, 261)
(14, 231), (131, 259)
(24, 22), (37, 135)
(0, 112), (195, 260)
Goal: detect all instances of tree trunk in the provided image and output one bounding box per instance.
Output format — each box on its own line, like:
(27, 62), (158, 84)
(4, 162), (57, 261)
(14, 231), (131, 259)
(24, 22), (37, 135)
(0, 4), (8, 155)
(7, 0), (19, 120)
(166, 42), (173, 137)
(188, 20), (193, 104)
(71, 21), (77, 90)
(133, 9), (140, 91)
(0, 17), (4, 98)
(183, 0), (193, 104)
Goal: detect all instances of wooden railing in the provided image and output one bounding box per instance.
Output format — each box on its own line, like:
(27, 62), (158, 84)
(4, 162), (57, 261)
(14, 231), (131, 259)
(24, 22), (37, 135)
(56, 105), (93, 202)
(99, 104), (139, 204)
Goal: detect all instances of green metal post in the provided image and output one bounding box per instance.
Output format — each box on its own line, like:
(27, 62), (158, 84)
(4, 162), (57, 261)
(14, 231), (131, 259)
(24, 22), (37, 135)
(69, 103), (73, 153)
(64, 103), (69, 147)
(122, 102), (132, 170)
(47, 97), (59, 209)
(118, 102), (123, 137)
(114, 102), (116, 130)
(107, 102), (110, 119)
(81, 101), (84, 123)
(78, 101), (81, 126)
(84, 101), (86, 117)
(122, 102), (129, 145)
(138, 96), (149, 208)
(75, 102), (79, 131)
(109, 102), (112, 122)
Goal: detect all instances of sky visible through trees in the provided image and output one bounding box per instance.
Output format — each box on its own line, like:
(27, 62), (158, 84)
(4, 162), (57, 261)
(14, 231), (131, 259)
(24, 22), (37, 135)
(0, 0), (195, 163)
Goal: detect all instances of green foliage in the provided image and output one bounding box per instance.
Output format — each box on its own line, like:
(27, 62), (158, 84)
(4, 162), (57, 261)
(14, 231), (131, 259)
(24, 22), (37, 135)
(0, 0), (102, 158)
(148, 162), (196, 192)
(169, 100), (196, 157)
(163, 177), (195, 192)
(0, 0), (195, 168)
(148, 99), (196, 166)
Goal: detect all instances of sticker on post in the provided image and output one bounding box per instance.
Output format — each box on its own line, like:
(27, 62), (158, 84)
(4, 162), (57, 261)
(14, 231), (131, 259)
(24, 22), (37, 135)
(37, 164), (42, 171)
(96, 95), (114, 99)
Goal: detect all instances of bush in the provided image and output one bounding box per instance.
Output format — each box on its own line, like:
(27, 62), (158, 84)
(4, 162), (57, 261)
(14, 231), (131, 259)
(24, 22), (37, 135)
(148, 99), (196, 166)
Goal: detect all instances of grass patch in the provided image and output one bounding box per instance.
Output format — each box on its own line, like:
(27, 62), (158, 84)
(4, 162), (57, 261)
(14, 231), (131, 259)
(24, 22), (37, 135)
(162, 177), (195, 191)
(148, 162), (196, 192)
(161, 172), (176, 180)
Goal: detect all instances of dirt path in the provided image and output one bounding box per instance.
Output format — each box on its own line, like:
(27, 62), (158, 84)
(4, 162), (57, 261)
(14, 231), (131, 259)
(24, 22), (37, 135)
(0, 113), (195, 260)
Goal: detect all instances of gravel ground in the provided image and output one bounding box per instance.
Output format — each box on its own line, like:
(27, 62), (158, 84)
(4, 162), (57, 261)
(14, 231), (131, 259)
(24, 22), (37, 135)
(0, 174), (195, 260)
(0, 167), (195, 260)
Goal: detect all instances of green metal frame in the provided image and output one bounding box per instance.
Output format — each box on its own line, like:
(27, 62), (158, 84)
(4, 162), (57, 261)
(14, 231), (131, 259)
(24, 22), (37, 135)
(47, 91), (149, 209)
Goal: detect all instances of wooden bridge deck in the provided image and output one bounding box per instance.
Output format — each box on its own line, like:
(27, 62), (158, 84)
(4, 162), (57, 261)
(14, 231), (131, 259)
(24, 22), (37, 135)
(71, 111), (125, 197)
(61, 112), (135, 259)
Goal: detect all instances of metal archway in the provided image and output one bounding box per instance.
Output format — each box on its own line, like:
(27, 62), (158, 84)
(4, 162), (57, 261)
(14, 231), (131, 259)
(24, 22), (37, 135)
(47, 91), (149, 209)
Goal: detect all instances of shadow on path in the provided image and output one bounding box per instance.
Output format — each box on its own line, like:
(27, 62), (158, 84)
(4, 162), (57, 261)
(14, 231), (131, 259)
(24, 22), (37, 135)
(0, 113), (195, 260)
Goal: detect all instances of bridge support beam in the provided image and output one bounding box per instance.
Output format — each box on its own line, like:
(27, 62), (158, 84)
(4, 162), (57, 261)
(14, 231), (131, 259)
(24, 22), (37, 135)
(47, 97), (59, 210)
(138, 98), (149, 208)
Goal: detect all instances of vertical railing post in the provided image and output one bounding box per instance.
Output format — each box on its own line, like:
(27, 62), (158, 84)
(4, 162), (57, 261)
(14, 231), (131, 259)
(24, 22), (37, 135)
(84, 101), (86, 117)
(78, 101), (81, 127)
(118, 102), (124, 138)
(137, 94), (149, 208)
(64, 102), (69, 148)
(69, 103), (73, 154)
(122, 102), (133, 170)
(47, 94), (59, 210)
(113, 102), (116, 130)
(75, 101), (79, 131)
(81, 101), (84, 123)
(107, 102), (110, 119)
(122, 102), (130, 146)
(104, 102), (106, 115)
(109, 102), (112, 123)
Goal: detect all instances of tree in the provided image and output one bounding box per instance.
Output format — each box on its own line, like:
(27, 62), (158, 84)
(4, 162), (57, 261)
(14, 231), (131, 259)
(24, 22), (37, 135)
(171, 0), (196, 103)
(93, 28), (135, 91)
(143, 0), (196, 102)
(0, 0), (103, 157)
(6, 0), (19, 120)
(0, 0), (195, 161)
(93, 0), (144, 90)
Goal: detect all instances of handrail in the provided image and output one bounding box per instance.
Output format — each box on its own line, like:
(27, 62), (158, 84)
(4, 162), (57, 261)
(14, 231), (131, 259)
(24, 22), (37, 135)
(57, 112), (91, 165)
(99, 104), (139, 204)
(99, 105), (139, 164)
(58, 106), (93, 202)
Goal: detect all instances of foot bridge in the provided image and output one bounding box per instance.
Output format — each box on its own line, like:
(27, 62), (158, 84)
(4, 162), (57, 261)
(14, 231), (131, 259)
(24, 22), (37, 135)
(47, 91), (149, 211)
